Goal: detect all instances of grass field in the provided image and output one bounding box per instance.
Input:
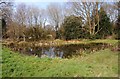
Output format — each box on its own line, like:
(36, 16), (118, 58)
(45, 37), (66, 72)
(2, 47), (118, 77)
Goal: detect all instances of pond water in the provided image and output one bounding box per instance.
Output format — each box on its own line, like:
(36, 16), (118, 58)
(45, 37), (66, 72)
(9, 43), (110, 58)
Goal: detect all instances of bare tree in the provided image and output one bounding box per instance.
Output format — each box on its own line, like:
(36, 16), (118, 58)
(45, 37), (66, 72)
(26, 5), (46, 27)
(15, 3), (27, 26)
(0, 0), (13, 38)
(29, 6), (42, 27)
(102, 2), (118, 23)
(6, 20), (19, 40)
(25, 5), (48, 40)
(26, 6), (33, 27)
(13, 3), (27, 41)
(40, 9), (47, 28)
(47, 3), (63, 38)
(70, 2), (103, 36)
(63, 2), (74, 16)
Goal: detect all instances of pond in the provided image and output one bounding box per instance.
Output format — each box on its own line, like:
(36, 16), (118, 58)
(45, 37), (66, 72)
(8, 43), (111, 58)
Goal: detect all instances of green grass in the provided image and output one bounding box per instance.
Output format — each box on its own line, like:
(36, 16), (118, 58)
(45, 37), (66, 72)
(2, 47), (118, 77)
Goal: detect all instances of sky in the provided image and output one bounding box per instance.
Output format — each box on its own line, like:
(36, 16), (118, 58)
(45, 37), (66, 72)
(15, 0), (68, 2)
(14, 0), (119, 2)
(14, 0), (66, 9)
(14, 0), (119, 9)
(13, 0), (67, 25)
(13, 0), (118, 25)
(15, 2), (50, 9)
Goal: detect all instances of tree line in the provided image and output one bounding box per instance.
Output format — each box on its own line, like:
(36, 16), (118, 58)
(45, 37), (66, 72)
(1, 0), (120, 41)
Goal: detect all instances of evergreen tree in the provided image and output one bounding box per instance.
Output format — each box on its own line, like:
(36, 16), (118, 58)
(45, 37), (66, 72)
(114, 15), (120, 39)
(62, 15), (83, 40)
(2, 18), (6, 38)
(97, 7), (112, 38)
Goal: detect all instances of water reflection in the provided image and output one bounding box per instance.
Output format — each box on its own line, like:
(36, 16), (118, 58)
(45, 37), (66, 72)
(41, 47), (63, 58)
(8, 43), (110, 58)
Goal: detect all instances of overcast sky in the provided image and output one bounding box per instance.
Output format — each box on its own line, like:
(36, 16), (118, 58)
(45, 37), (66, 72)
(14, 0), (119, 9)
(13, 0), (118, 25)
(14, 0), (66, 9)
(15, 0), (68, 3)
(14, 0), (119, 8)
(14, 0), (119, 2)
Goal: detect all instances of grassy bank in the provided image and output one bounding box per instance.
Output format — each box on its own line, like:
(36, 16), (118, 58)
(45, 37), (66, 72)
(2, 47), (118, 77)
(2, 39), (119, 48)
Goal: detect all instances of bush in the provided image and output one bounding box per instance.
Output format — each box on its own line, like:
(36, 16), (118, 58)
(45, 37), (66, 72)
(62, 15), (85, 40)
